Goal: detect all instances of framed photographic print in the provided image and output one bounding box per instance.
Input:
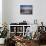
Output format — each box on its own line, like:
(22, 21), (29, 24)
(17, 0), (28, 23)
(20, 5), (33, 15)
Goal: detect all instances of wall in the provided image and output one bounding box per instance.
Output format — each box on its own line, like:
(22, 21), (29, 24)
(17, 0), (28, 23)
(3, 0), (46, 26)
(2, 0), (8, 24)
(0, 0), (2, 27)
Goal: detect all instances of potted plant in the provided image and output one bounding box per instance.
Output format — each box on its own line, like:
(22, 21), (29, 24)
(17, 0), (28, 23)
(0, 23), (9, 44)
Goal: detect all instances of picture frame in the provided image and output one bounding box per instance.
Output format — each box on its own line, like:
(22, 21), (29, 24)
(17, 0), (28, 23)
(20, 5), (33, 15)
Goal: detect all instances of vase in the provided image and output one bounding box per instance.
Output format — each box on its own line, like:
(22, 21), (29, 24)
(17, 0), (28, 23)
(0, 38), (5, 44)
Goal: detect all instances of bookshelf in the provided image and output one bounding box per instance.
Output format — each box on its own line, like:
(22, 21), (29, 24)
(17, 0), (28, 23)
(9, 25), (30, 37)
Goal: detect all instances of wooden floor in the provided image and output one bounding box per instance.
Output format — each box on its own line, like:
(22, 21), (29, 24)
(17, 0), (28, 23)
(40, 45), (46, 46)
(0, 44), (46, 46)
(0, 44), (4, 46)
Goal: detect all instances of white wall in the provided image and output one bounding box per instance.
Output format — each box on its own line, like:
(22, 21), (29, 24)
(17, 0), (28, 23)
(3, 0), (46, 26)
(0, 0), (2, 27)
(2, 0), (8, 24)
